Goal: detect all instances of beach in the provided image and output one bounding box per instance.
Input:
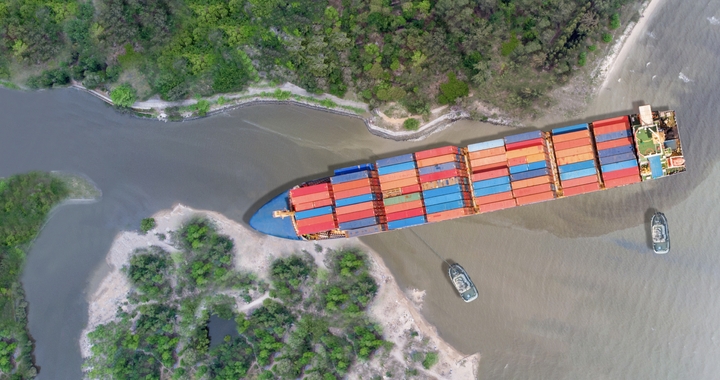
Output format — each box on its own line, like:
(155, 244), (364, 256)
(80, 204), (479, 378)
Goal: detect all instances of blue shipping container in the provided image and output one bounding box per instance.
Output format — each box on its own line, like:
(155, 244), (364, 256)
(599, 152), (637, 165)
(331, 170), (373, 184)
(467, 139), (505, 152)
(510, 168), (550, 181)
(559, 159), (595, 174)
(601, 159), (638, 173)
(334, 193), (376, 207)
(339, 217), (381, 230)
(418, 161), (464, 176)
(375, 153), (415, 168)
(387, 215), (427, 230)
(594, 129), (633, 143)
(423, 192), (469, 206)
(472, 176), (511, 189)
(527, 160), (549, 171)
(474, 183), (512, 197)
(560, 167), (597, 181)
(295, 206), (333, 220)
(425, 200), (468, 214)
(509, 164), (530, 174)
(504, 130), (544, 144)
(423, 183), (462, 198)
(552, 123), (588, 135)
(598, 144), (635, 157)
(377, 161), (417, 176)
(334, 163), (374, 176)
(346, 224), (384, 238)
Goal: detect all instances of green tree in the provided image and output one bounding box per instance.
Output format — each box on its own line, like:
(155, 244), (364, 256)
(110, 84), (137, 108)
(610, 13), (621, 30)
(438, 73), (469, 105)
(403, 118), (420, 131)
(140, 218), (156, 233)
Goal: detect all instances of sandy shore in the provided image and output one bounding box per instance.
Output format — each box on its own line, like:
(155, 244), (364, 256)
(81, 204), (479, 378)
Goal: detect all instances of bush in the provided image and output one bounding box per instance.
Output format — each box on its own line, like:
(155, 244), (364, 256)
(195, 100), (210, 116)
(610, 13), (621, 30)
(140, 218), (156, 233)
(422, 352), (439, 369)
(602, 33), (613, 43)
(438, 73), (469, 105)
(578, 52), (587, 67)
(110, 84), (137, 108)
(588, 45), (597, 52)
(403, 118), (420, 131)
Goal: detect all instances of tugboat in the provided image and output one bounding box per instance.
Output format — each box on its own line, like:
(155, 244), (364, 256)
(448, 264), (478, 302)
(651, 212), (670, 254)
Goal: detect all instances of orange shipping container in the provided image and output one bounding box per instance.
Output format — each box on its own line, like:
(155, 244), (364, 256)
(507, 156), (528, 166)
(478, 199), (517, 213)
(426, 208), (473, 222)
(512, 183), (554, 198)
(510, 175), (551, 190)
(335, 201), (381, 215)
(291, 190), (332, 205)
(332, 178), (379, 192)
(556, 152), (596, 166)
(384, 199), (424, 214)
(604, 175), (641, 188)
(379, 176), (419, 191)
(416, 154), (462, 167)
(336, 209), (378, 224)
(554, 145), (594, 159)
(470, 154), (506, 168)
(333, 185), (373, 200)
(468, 146), (506, 160)
(515, 191), (556, 206)
(474, 191), (514, 205)
(296, 214), (335, 228)
(294, 198), (334, 212)
(471, 167), (509, 181)
(561, 175), (598, 188)
(551, 129), (590, 143)
(562, 182), (601, 196)
(505, 145), (545, 159)
(526, 153), (549, 163)
(553, 137), (592, 151)
(379, 169), (417, 183)
(595, 137), (634, 151)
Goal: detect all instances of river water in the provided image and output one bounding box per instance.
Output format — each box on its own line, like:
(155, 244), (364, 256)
(1, 0), (719, 378)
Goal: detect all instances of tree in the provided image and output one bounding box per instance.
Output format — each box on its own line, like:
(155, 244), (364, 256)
(140, 218), (156, 233)
(438, 73), (469, 105)
(110, 84), (137, 108)
(403, 118), (420, 131)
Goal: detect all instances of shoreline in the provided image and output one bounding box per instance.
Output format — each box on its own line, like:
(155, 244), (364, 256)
(81, 204), (479, 378)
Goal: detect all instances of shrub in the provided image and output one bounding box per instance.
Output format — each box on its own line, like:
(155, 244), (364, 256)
(403, 118), (420, 131)
(602, 33), (613, 43)
(110, 84), (137, 108)
(578, 52), (587, 67)
(588, 45), (597, 52)
(195, 100), (210, 116)
(140, 218), (156, 233)
(422, 352), (439, 369)
(610, 13), (621, 30)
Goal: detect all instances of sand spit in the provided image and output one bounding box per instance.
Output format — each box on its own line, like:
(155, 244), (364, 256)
(81, 204), (478, 379)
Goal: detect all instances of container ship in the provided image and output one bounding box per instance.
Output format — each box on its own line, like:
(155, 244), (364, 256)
(249, 105), (686, 241)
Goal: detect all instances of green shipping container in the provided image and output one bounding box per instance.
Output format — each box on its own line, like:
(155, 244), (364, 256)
(383, 192), (422, 206)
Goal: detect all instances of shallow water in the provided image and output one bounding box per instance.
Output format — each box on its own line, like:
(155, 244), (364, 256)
(0, 0), (719, 378)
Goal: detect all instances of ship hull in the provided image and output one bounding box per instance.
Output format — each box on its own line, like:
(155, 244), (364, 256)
(651, 212), (670, 254)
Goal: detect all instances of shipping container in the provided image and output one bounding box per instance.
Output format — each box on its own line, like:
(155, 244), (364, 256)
(526, 153), (549, 163)
(468, 146), (506, 159)
(335, 201), (380, 215)
(420, 177), (469, 191)
(474, 191), (514, 205)
(562, 182), (601, 196)
(470, 154), (507, 168)
(472, 176), (511, 189)
(387, 215), (427, 230)
(383, 192), (423, 206)
(554, 145), (594, 159)
(339, 216), (384, 231)
(336, 208), (378, 224)
(505, 138), (544, 151)
(510, 175), (552, 190)
(470, 161), (508, 173)
(414, 146), (460, 160)
(294, 198), (334, 212)
(594, 129), (633, 143)
(527, 160), (549, 171)
(507, 156), (528, 166)
(423, 192), (472, 206)
(335, 193), (377, 207)
(600, 159), (638, 173)
(552, 123), (588, 135)
(558, 159), (596, 174)
(601, 166), (640, 181)
(294, 206), (333, 220)
(560, 175), (598, 188)
(471, 167), (509, 181)
(509, 168), (551, 182)
(379, 177), (419, 191)
(333, 186), (373, 200)
(423, 183), (467, 198)
(290, 191), (332, 206)
(297, 220), (338, 235)
(386, 207), (426, 222)
(556, 152), (596, 166)
(597, 144), (635, 158)
(513, 183), (555, 198)
(551, 129), (590, 144)
(379, 169), (418, 183)
(334, 163), (374, 176)
(425, 199), (473, 214)
(553, 137), (593, 151)
(377, 161), (417, 176)
(592, 121), (630, 135)
(419, 169), (466, 183)
(290, 183), (330, 198)
(375, 153), (415, 168)
(416, 154), (463, 168)
(467, 139), (504, 152)
(401, 184), (422, 194)
(332, 178), (378, 192)
(505, 145), (546, 159)
(596, 137), (634, 151)
(296, 213), (335, 228)
(592, 115), (629, 129)
(417, 161), (466, 176)
(331, 170), (375, 184)
(474, 183), (512, 197)
(346, 224), (384, 238)
(426, 208), (473, 222)
(504, 130), (544, 144)
(604, 175), (642, 188)
(559, 167), (598, 181)
(478, 198), (517, 213)
(383, 199), (424, 214)
(599, 152), (638, 166)
(515, 191), (557, 206)
(509, 164), (529, 174)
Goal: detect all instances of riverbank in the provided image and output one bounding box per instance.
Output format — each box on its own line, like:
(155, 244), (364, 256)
(81, 204), (479, 378)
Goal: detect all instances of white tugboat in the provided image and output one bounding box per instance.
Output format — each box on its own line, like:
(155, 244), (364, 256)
(651, 212), (670, 254)
(448, 264), (478, 302)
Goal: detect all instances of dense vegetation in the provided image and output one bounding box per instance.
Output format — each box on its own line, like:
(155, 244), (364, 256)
(1, 0), (638, 116)
(0, 172), (69, 378)
(85, 220), (388, 379)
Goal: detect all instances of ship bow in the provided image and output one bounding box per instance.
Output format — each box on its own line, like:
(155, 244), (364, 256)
(249, 191), (302, 240)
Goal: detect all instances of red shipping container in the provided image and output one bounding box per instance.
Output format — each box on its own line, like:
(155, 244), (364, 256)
(470, 154), (506, 168)
(297, 220), (337, 235)
(426, 208), (473, 222)
(290, 183), (330, 198)
(595, 137), (634, 151)
(555, 145), (594, 159)
(505, 138), (544, 151)
(336, 209), (377, 224)
(386, 207), (426, 222)
(291, 191), (332, 205)
(553, 137), (592, 151)
(379, 169), (418, 183)
(604, 175), (641, 188)
(552, 129), (590, 143)
(513, 183), (554, 198)
(602, 166), (640, 181)
(510, 175), (551, 190)
(556, 152), (595, 166)
(334, 185), (372, 200)
(592, 115), (629, 129)
(474, 191), (514, 205)
(401, 184), (421, 194)
(507, 156), (528, 166)
(384, 199), (424, 214)
(515, 191), (556, 205)
(562, 182), (601, 196)
(471, 162), (508, 173)
(415, 146), (460, 160)
(296, 214), (335, 228)
(468, 146), (505, 160)
(593, 121), (630, 135)
(561, 175), (598, 188)
(478, 199), (517, 213)
(332, 178), (378, 192)
(294, 198), (334, 211)
(379, 177), (419, 191)
(419, 169), (465, 183)
(336, 201), (379, 215)
(472, 167), (509, 181)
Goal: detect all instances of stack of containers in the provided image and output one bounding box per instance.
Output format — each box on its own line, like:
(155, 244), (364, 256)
(375, 154), (426, 230)
(551, 123), (601, 197)
(290, 183), (338, 235)
(504, 131), (557, 205)
(591, 116), (641, 188)
(330, 168), (387, 234)
(466, 139), (516, 213)
(417, 146), (474, 223)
